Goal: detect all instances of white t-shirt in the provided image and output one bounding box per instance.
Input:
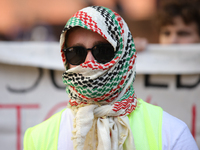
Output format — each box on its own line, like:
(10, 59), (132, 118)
(58, 108), (198, 150)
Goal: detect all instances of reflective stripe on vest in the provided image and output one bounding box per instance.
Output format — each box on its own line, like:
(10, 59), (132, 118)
(128, 99), (163, 150)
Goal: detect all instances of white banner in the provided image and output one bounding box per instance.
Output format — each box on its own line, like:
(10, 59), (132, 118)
(0, 43), (199, 149)
(0, 42), (200, 74)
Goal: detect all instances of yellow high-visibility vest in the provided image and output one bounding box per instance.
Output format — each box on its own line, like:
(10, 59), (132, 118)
(24, 99), (163, 150)
(128, 99), (163, 150)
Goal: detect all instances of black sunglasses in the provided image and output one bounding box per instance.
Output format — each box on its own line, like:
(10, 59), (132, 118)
(62, 43), (115, 65)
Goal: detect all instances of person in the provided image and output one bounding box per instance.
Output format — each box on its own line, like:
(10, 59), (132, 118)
(156, 0), (200, 44)
(134, 0), (200, 50)
(23, 6), (198, 150)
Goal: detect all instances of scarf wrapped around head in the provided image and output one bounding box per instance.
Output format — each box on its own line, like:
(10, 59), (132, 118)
(60, 6), (137, 150)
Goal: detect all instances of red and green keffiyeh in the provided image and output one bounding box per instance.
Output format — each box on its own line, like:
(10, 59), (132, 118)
(60, 6), (137, 150)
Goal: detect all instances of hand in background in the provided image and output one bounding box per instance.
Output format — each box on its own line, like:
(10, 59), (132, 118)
(134, 37), (148, 52)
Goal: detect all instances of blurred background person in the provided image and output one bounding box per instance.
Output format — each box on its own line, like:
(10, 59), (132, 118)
(156, 0), (200, 44)
(134, 0), (200, 50)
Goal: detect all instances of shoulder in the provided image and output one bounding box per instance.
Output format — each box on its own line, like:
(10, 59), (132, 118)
(138, 99), (163, 110)
(29, 109), (65, 133)
(24, 109), (66, 150)
(162, 111), (198, 150)
(129, 99), (163, 124)
(134, 99), (163, 117)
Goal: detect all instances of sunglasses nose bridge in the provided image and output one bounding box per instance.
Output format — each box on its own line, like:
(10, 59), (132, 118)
(85, 49), (95, 62)
(85, 47), (93, 52)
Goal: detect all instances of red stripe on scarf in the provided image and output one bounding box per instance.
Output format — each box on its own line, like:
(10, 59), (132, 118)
(80, 57), (119, 70)
(112, 95), (137, 116)
(73, 11), (107, 39)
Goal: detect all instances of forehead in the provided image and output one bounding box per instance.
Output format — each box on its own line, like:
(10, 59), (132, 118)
(66, 27), (100, 38)
(162, 16), (199, 32)
(65, 27), (108, 47)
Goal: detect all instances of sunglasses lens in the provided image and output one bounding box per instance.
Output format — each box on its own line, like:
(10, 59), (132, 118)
(92, 44), (114, 64)
(65, 46), (87, 65)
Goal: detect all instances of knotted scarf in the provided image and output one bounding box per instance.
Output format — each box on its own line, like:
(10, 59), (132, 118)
(60, 6), (137, 150)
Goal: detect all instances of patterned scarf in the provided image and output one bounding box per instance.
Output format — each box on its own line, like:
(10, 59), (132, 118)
(60, 6), (137, 150)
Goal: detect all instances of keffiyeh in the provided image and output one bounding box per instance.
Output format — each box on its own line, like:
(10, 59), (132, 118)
(60, 6), (137, 150)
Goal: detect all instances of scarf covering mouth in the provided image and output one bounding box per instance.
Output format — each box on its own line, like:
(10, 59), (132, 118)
(60, 6), (137, 150)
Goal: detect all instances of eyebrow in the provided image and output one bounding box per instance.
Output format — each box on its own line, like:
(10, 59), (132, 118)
(70, 43), (85, 47)
(93, 41), (110, 46)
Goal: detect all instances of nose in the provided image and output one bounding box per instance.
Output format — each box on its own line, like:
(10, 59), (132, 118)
(169, 34), (178, 44)
(85, 50), (95, 62)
